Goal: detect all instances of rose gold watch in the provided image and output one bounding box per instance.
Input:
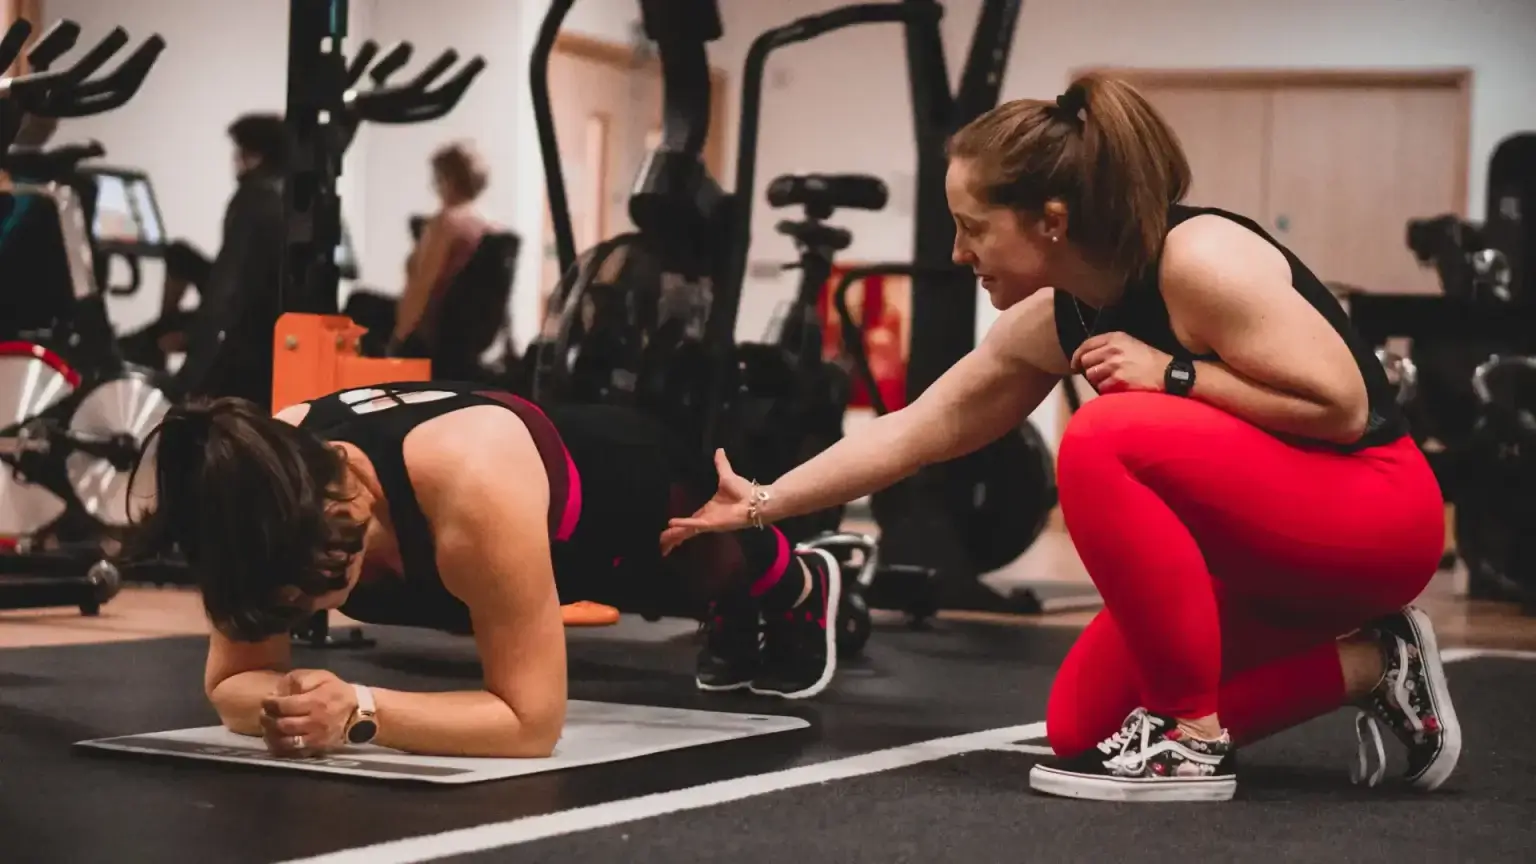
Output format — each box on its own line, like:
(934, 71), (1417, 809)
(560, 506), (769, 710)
(344, 684), (378, 745)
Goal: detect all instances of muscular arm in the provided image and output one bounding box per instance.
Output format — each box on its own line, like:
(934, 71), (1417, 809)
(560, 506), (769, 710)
(205, 632), (293, 735)
(760, 289), (1068, 524)
(360, 408), (567, 757)
(1164, 216), (1369, 444)
(392, 215), (454, 344)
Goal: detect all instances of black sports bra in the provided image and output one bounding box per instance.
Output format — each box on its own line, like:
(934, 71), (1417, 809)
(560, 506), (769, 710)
(297, 381), (581, 632)
(1053, 204), (1408, 452)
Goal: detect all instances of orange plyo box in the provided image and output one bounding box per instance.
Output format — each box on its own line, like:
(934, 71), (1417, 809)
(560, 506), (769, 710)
(271, 313), (431, 411)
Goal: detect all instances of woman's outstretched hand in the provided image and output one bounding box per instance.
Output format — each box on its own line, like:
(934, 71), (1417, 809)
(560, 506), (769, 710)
(661, 449), (756, 556)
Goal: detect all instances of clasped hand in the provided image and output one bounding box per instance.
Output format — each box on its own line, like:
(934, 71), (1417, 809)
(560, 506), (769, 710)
(1071, 332), (1172, 394)
(260, 669), (358, 757)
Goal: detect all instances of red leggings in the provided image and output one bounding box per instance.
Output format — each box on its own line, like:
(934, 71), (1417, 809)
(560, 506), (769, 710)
(1047, 393), (1444, 757)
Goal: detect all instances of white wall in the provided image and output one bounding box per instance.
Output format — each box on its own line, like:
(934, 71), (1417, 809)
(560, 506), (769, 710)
(44, 0), (375, 332)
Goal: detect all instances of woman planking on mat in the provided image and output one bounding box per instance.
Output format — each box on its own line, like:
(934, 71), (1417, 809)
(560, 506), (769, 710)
(129, 384), (842, 759)
(663, 73), (1456, 803)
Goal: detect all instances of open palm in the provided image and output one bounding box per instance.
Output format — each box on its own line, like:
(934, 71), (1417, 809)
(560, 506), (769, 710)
(661, 449), (755, 555)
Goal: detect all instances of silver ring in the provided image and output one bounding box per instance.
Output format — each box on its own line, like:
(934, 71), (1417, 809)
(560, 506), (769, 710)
(289, 735), (306, 751)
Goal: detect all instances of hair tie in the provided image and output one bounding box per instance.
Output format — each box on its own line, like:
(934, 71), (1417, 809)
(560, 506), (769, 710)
(1055, 84), (1088, 125)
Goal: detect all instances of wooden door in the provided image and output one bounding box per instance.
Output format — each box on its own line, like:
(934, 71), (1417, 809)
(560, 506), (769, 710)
(1266, 84), (1466, 294)
(539, 35), (729, 322)
(1137, 86), (1269, 217)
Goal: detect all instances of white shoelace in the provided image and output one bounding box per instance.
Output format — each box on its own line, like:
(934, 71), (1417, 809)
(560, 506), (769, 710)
(1353, 636), (1420, 788)
(1098, 709), (1159, 774)
(1352, 711), (1387, 787)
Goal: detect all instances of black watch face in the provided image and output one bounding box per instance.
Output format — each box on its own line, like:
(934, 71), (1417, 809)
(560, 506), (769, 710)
(347, 719), (378, 744)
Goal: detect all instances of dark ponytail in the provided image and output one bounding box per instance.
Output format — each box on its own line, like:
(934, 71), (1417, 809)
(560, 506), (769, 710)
(947, 72), (1193, 280)
(128, 397), (365, 641)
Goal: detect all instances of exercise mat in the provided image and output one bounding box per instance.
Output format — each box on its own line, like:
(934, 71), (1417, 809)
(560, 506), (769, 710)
(73, 700), (809, 785)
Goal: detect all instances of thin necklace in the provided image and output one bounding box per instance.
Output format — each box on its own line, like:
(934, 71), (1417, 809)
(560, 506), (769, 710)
(1072, 296), (1100, 338)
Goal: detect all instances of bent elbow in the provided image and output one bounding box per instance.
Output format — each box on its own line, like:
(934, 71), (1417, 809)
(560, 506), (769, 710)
(485, 705), (564, 759)
(1322, 396), (1370, 444)
(486, 728), (559, 759)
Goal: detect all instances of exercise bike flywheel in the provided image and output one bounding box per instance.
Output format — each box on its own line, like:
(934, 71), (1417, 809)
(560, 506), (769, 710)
(65, 367), (169, 528)
(0, 342), (78, 540)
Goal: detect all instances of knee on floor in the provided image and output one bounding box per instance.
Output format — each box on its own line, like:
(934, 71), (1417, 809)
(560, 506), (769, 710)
(1045, 716), (1101, 759)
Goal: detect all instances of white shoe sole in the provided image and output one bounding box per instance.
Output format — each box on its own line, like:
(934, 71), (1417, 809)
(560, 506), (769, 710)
(695, 679), (753, 693)
(1401, 605), (1462, 791)
(1029, 764), (1236, 803)
(748, 547), (841, 700)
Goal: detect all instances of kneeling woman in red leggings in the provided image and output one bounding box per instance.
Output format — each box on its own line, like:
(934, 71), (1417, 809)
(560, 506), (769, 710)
(665, 74), (1455, 802)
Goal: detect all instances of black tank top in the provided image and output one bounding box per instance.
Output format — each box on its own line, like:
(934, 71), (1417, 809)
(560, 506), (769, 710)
(1053, 204), (1407, 452)
(298, 382), (581, 633)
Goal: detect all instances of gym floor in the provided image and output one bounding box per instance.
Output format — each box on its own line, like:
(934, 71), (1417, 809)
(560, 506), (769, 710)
(4, 522), (1535, 864)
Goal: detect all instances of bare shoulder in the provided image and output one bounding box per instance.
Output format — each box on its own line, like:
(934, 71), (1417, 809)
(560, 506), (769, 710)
(985, 287), (1071, 377)
(273, 403), (310, 426)
(1161, 214), (1290, 304)
(404, 405), (548, 515)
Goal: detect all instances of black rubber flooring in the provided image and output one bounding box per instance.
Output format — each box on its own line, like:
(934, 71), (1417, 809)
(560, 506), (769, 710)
(0, 615), (1069, 864)
(503, 656), (1536, 864)
(2, 615), (1531, 863)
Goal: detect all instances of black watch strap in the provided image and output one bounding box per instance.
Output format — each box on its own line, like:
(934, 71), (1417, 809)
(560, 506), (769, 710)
(1165, 358), (1196, 396)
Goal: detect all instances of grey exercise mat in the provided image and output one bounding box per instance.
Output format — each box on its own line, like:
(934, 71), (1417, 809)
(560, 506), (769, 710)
(74, 700), (809, 785)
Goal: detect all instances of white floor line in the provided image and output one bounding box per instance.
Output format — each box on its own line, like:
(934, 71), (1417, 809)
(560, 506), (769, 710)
(277, 721), (1047, 864)
(983, 742), (1055, 756)
(1443, 647), (1536, 664)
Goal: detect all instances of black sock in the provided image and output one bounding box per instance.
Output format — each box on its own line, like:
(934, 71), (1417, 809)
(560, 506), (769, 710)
(735, 526), (808, 613)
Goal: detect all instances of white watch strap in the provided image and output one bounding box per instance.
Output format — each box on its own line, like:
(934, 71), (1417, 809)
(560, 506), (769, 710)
(352, 683), (376, 716)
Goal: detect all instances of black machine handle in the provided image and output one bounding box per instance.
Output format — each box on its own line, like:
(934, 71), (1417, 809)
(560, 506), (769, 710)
(767, 173), (889, 216)
(833, 263), (961, 416)
(4, 139), (106, 179)
(20, 20), (80, 72)
(105, 253), (145, 297)
(349, 49), (485, 124)
(776, 219), (852, 254)
(530, 0), (577, 281)
(716, 2), (943, 357)
(24, 23), (126, 80)
(345, 40), (380, 89)
(8, 26), (164, 120)
(368, 41), (414, 87)
(0, 19), (33, 72)
(41, 35), (166, 118)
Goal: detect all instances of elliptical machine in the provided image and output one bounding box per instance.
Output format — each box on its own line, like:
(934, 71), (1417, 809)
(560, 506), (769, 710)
(0, 18), (170, 613)
(529, 0), (977, 655)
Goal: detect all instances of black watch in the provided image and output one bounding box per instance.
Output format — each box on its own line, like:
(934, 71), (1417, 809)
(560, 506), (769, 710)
(1164, 358), (1196, 397)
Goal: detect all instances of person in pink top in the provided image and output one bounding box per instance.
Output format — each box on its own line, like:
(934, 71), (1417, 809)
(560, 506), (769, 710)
(387, 140), (495, 356)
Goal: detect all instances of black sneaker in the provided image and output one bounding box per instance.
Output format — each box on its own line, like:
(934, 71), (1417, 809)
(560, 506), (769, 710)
(750, 547), (842, 699)
(1029, 708), (1237, 802)
(695, 597), (760, 692)
(1353, 605), (1461, 791)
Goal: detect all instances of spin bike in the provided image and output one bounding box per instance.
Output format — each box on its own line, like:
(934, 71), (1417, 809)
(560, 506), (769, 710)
(0, 18), (173, 613)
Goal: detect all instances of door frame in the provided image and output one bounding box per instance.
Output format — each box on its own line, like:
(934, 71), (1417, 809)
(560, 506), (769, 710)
(553, 32), (731, 179)
(1073, 66), (1473, 214)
